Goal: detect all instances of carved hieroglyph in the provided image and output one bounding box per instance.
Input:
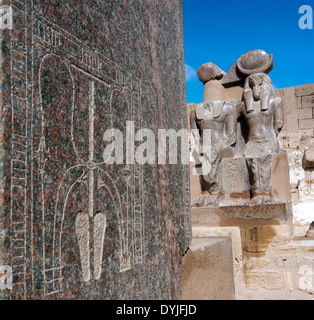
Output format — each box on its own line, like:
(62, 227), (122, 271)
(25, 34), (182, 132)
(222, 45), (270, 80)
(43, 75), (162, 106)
(8, 1), (144, 298)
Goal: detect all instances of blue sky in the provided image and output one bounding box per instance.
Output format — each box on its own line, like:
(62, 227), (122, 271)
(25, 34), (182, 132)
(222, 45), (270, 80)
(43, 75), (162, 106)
(183, 0), (314, 103)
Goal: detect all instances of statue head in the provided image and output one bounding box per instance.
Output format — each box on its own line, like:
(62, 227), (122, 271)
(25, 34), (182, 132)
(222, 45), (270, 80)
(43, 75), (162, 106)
(243, 73), (274, 112)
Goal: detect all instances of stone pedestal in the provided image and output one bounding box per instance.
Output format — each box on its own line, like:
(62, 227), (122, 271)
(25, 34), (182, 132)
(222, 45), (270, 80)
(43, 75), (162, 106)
(182, 238), (235, 300)
(192, 150), (292, 221)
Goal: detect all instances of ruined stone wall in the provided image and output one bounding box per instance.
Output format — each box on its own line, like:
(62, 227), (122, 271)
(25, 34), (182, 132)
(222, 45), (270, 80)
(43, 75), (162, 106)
(277, 84), (314, 135)
(191, 210), (314, 300)
(187, 83), (314, 300)
(276, 84), (314, 236)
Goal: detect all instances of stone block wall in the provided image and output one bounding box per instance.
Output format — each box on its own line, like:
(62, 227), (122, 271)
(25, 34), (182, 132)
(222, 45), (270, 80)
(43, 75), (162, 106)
(295, 85), (314, 132)
(276, 84), (314, 237)
(191, 209), (314, 300)
(276, 84), (314, 135)
(239, 225), (314, 300)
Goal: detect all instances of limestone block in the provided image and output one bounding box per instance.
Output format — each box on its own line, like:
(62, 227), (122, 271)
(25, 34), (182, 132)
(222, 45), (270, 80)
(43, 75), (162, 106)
(244, 271), (284, 290)
(243, 256), (271, 271)
(297, 265), (314, 294)
(299, 119), (314, 130)
(296, 97), (302, 109)
(192, 226), (242, 268)
(242, 225), (291, 253)
(297, 108), (313, 120)
(295, 84), (314, 97)
(301, 95), (314, 108)
(274, 244), (297, 251)
(303, 148), (314, 169)
(281, 87), (298, 131)
(182, 238), (235, 300)
(275, 254), (314, 269)
(299, 240), (314, 252)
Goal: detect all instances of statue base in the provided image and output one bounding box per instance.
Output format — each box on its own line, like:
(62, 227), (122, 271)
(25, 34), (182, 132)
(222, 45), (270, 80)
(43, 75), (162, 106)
(192, 194), (292, 221)
(191, 150), (291, 221)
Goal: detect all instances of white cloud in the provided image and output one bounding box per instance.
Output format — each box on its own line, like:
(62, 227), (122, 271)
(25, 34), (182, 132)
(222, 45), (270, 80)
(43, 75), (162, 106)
(185, 64), (197, 82)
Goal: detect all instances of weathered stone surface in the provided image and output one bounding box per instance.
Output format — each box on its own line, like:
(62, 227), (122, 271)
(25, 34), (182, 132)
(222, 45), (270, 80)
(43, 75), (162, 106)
(191, 207), (291, 228)
(182, 238), (235, 300)
(240, 73), (284, 201)
(295, 84), (314, 97)
(243, 256), (271, 271)
(219, 158), (250, 197)
(219, 202), (292, 221)
(189, 206), (314, 299)
(274, 244), (297, 252)
(236, 49), (273, 76)
(221, 50), (273, 87)
(275, 254), (313, 269)
(221, 62), (245, 86)
(244, 271), (284, 290)
(203, 79), (226, 103)
(190, 100), (237, 195)
(275, 87), (298, 131)
(297, 108), (313, 120)
(242, 225), (291, 253)
(197, 62), (225, 84)
(192, 226), (242, 271)
(192, 198), (292, 221)
(303, 148), (314, 169)
(299, 119), (314, 130)
(192, 194), (220, 208)
(301, 95), (314, 109)
(0, 0), (191, 300)
(296, 96), (302, 109)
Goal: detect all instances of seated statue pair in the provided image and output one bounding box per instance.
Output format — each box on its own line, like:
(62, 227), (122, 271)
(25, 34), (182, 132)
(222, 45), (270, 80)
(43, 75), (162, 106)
(190, 72), (284, 205)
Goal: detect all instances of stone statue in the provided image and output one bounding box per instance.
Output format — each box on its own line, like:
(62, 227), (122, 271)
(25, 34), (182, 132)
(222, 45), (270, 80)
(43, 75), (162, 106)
(191, 49), (290, 216)
(190, 63), (237, 204)
(237, 73), (284, 203)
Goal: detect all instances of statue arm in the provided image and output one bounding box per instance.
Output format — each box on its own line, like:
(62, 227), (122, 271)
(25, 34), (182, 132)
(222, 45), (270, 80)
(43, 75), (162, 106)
(236, 101), (246, 119)
(190, 110), (202, 163)
(190, 109), (198, 130)
(224, 104), (237, 146)
(274, 97), (284, 136)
